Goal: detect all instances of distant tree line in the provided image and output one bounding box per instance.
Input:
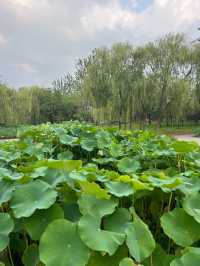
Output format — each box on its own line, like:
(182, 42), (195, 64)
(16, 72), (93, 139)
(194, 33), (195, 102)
(1, 33), (200, 128)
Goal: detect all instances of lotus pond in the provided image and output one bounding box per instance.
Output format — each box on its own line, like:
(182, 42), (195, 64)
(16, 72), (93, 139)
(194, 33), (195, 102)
(1, 121), (200, 266)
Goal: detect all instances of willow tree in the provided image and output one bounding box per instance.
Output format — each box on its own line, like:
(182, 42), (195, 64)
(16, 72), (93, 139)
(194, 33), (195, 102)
(109, 43), (133, 128)
(144, 34), (192, 126)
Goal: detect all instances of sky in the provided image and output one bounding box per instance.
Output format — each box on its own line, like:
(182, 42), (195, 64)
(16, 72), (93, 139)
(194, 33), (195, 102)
(0, 0), (200, 88)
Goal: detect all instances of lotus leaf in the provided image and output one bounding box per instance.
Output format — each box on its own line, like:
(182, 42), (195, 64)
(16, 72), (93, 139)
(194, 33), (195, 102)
(22, 244), (39, 266)
(78, 195), (124, 255)
(161, 208), (200, 247)
(104, 208), (131, 234)
(105, 181), (134, 197)
(79, 181), (110, 199)
(80, 138), (97, 151)
(117, 158), (141, 174)
(0, 180), (14, 204)
(11, 180), (57, 218)
(119, 258), (137, 266)
(183, 192), (200, 223)
(125, 216), (155, 262)
(170, 247), (200, 266)
(39, 219), (90, 266)
(24, 204), (64, 240)
(57, 150), (73, 160)
(0, 213), (14, 251)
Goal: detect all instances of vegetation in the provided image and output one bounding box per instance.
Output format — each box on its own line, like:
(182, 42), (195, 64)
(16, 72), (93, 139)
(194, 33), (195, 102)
(193, 127), (200, 137)
(0, 126), (18, 139)
(1, 33), (200, 128)
(1, 122), (200, 265)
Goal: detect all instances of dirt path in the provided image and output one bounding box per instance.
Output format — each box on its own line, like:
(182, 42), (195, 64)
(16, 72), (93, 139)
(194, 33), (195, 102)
(173, 134), (200, 145)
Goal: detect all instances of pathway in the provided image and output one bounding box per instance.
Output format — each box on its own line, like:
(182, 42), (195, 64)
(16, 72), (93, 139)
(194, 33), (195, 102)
(173, 134), (200, 145)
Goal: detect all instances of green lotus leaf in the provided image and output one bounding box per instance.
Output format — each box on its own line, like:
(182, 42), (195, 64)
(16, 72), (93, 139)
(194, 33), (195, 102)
(93, 157), (117, 165)
(105, 181), (134, 197)
(39, 169), (66, 187)
(143, 244), (175, 266)
(22, 244), (39, 266)
(59, 134), (78, 145)
(78, 195), (118, 216)
(87, 245), (128, 266)
(148, 176), (182, 192)
(57, 150), (73, 160)
(117, 158), (141, 174)
(79, 181), (110, 199)
(183, 192), (200, 223)
(0, 213), (14, 252)
(0, 149), (21, 163)
(24, 143), (46, 159)
(96, 131), (112, 149)
(0, 180), (14, 204)
(125, 216), (155, 262)
(119, 258), (137, 266)
(117, 175), (133, 183)
(161, 208), (200, 247)
(69, 170), (88, 181)
(104, 208), (131, 234)
(78, 212), (125, 256)
(62, 202), (81, 222)
(118, 174), (150, 191)
(31, 167), (48, 179)
(109, 142), (123, 158)
(11, 180), (57, 218)
(0, 167), (12, 179)
(180, 176), (200, 195)
(78, 195), (124, 255)
(80, 138), (97, 151)
(35, 159), (82, 172)
(0, 262), (5, 266)
(131, 179), (151, 191)
(0, 167), (23, 181)
(172, 141), (198, 153)
(24, 204), (64, 240)
(39, 219), (90, 266)
(170, 247), (200, 266)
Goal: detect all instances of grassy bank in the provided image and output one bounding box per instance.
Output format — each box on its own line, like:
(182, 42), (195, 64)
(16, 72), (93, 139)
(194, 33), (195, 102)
(0, 126), (19, 139)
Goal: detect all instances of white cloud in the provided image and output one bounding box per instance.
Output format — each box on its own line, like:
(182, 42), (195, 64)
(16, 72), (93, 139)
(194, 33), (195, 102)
(8, 0), (34, 8)
(0, 33), (7, 46)
(16, 63), (37, 74)
(80, 2), (137, 34)
(7, 0), (48, 8)
(0, 0), (200, 87)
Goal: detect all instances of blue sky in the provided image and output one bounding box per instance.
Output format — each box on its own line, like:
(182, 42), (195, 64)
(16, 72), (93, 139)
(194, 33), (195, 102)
(120, 0), (153, 12)
(0, 0), (200, 87)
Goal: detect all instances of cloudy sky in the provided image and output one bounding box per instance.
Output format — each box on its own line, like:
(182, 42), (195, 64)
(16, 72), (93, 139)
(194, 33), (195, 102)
(0, 0), (200, 88)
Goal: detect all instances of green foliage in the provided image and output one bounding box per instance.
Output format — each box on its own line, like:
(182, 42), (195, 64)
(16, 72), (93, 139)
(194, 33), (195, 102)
(170, 248), (200, 266)
(39, 219), (91, 266)
(1, 121), (200, 265)
(2, 33), (200, 129)
(0, 213), (14, 252)
(125, 216), (156, 262)
(161, 208), (200, 247)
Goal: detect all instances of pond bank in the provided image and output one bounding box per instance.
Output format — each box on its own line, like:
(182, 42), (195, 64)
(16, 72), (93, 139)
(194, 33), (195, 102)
(173, 134), (200, 145)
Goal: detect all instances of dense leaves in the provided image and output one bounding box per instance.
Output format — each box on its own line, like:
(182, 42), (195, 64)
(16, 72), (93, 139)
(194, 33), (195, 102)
(0, 122), (200, 265)
(39, 219), (91, 266)
(0, 213), (14, 252)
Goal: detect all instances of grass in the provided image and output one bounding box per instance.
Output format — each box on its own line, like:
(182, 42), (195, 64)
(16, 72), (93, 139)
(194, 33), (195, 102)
(0, 126), (19, 139)
(132, 122), (199, 135)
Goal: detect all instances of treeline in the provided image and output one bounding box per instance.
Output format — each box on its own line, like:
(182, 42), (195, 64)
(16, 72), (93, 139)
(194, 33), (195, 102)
(1, 33), (200, 128)
(0, 85), (80, 125)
